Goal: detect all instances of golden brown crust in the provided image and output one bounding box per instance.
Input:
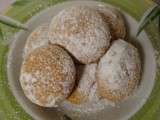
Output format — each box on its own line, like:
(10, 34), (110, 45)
(68, 89), (88, 105)
(20, 45), (76, 107)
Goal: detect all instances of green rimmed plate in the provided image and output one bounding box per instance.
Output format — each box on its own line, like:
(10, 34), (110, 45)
(0, 0), (160, 120)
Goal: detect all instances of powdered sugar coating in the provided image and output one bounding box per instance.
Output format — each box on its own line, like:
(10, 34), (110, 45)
(49, 6), (111, 64)
(24, 23), (49, 57)
(68, 63), (98, 104)
(97, 39), (141, 102)
(97, 6), (126, 40)
(20, 45), (76, 107)
(60, 63), (109, 116)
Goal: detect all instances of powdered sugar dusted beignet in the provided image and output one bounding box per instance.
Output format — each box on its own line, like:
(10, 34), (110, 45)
(20, 45), (76, 107)
(68, 63), (98, 104)
(49, 6), (111, 64)
(97, 39), (141, 103)
(24, 23), (49, 57)
(98, 5), (126, 40)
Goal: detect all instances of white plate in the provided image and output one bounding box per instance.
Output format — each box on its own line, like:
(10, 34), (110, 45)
(7, 1), (156, 120)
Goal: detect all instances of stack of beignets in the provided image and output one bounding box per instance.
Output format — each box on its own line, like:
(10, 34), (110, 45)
(20, 5), (141, 111)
